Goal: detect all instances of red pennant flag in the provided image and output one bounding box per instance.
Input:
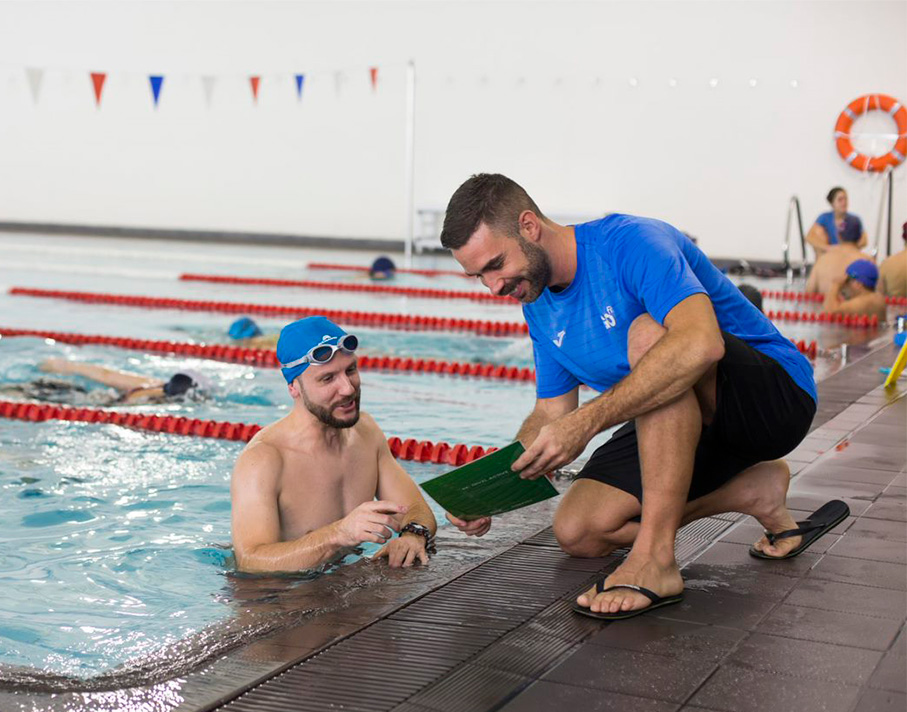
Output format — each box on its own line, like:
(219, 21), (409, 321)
(249, 76), (261, 103)
(90, 72), (106, 107)
(369, 67), (378, 91)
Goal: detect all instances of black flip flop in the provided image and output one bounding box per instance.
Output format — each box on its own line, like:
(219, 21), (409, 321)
(572, 582), (684, 621)
(749, 499), (850, 560)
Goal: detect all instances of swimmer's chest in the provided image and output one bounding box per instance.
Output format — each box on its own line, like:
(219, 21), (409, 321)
(277, 447), (379, 537)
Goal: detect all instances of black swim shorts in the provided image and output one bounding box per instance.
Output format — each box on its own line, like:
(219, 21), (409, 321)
(575, 332), (817, 502)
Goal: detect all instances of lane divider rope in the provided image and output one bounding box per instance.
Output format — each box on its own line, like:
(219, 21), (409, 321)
(0, 400), (497, 465)
(180, 273), (515, 304)
(8, 288), (529, 337)
(763, 309), (880, 329)
(307, 262), (471, 279)
(0, 327), (537, 382)
(762, 289), (906, 308)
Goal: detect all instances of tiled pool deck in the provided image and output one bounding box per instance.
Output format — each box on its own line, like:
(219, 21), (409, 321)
(2, 341), (904, 712)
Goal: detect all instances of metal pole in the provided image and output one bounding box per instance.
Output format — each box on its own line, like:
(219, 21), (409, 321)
(403, 60), (416, 268)
(887, 168), (893, 258)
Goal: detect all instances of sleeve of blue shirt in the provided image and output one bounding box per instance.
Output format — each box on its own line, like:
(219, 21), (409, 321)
(615, 221), (708, 325)
(530, 329), (580, 399)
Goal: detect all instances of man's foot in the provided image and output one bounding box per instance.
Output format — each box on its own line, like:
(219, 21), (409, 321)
(745, 461), (803, 557)
(576, 555), (684, 615)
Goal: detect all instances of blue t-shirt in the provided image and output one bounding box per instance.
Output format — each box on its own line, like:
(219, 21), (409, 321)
(815, 211), (862, 245)
(523, 214), (817, 403)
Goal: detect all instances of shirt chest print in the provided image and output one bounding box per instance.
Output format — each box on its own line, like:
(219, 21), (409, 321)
(552, 329), (566, 348)
(601, 306), (617, 329)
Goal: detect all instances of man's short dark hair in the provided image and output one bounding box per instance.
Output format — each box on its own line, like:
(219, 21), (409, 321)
(440, 174), (544, 250)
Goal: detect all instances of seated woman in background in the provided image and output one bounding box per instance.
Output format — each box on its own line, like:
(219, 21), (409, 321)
(806, 187), (867, 256)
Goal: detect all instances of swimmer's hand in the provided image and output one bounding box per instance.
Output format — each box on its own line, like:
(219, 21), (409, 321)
(445, 512), (492, 537)
(512, 412), (591, 480)
(374, 534), (429, 568)
(333, 500), (406, 547)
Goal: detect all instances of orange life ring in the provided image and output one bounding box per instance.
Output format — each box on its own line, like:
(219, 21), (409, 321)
(835, 94), (907, 172)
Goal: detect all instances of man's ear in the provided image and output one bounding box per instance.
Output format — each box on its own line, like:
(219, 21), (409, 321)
(287, 377), (303, 399)
(518, 209), (543, 242)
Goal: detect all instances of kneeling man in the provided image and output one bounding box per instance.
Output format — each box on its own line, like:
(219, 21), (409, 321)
(231, 316), (436, 573)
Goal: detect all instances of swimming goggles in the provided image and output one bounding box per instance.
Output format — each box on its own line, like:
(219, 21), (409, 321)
(280, 334), (359, 369)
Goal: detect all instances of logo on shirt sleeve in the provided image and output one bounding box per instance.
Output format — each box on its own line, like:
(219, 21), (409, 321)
(552, 329), (566, 348)
(601, 306), (617, 329)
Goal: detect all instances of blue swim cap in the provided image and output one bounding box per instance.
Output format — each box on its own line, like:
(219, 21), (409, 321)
(277, 316), (348, 384)
(840, 218), (861, 244)
(229, 317), (262, 340)
(846, 259), (879, 290)
(369, 256), (396, 277)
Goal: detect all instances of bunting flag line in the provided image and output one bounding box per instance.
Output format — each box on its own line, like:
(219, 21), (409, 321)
(25, 67), (44, 104)
(201, 75), (216, 108)
(249, 75), (261, 103)
(370, 66), (378, 91)
(294, 73), (305, 101)
(90, 72), (106, 107)
(149, 75), (164, 108)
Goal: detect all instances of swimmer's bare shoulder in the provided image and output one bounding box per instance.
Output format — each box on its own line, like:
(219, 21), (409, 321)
(232, 424), (286, 501)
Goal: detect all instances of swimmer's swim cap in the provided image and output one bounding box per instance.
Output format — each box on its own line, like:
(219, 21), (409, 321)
(839, 219), (862, 244)
(163, 373), (195, 397)
(277, 316), (349, 384)
(229, 317), (263, 340)
(369, 256), (396, 280)
(845, 259), (879, 290)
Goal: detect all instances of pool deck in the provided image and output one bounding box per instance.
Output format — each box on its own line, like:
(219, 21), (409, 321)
(1, 342), (904, 712)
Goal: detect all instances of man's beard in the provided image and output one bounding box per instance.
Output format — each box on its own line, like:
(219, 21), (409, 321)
(302, 389), (361, 429)
(499, 237), (553, 303)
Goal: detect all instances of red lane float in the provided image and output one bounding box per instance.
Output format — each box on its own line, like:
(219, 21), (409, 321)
(761, 290), (907, 308)
(0, 327), (536, 383)
(8, 288), (529, 337)
(181, 273), (514, 305)
(308, 262), (471, 279)
(766, 309), (880, 329)
(0, 400), (496, 465)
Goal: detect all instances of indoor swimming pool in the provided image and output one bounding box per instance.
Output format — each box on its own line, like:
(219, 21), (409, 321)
(0, 232), (897, 692)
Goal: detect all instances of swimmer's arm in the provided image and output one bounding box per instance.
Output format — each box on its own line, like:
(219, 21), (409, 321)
(515, 388), (579, 447)
(805, 223), (830, 256)
(38, 359), (159, 391)
(371, 415), (436, 535)
(823, 278), (849, 314)
(230, 444), (344, 573)
(824, 290), (879, 316)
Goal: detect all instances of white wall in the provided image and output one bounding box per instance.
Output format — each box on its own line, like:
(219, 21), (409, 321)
(0, 0), (905, 260)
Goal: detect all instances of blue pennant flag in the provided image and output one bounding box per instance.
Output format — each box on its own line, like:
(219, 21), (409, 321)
(294, 74), (305, 101)
(149, 75), (164, 107)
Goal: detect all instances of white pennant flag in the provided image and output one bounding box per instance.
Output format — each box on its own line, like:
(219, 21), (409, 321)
(25, 67), (44, 104)
(201, 75), (216, 107)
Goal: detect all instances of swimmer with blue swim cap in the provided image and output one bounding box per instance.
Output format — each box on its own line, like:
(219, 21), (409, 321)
(822, 258), (887, 321)
(369, 256), (396, 281)
(227, 316), (278, 348)
(230, 314), (437, 574)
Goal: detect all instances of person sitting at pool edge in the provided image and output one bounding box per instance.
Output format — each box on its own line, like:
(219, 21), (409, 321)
(10, 358), (207, 406)
(230, 316), (436, 573)
(823, 259), (887, 321)
(805, 217), (866, 295)
(228, 317), (278, 349)
(805, 186), (867, 257)
(878, 222), (907, 299)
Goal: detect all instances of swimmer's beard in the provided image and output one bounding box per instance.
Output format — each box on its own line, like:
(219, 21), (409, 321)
(302, 389), (362, 429)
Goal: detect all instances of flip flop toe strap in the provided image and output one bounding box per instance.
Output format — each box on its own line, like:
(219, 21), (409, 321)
(764, 519), (823, 545)
(593, 582), (660, 603)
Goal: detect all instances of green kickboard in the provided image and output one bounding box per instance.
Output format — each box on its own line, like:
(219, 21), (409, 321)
(420, 441), (558, 520)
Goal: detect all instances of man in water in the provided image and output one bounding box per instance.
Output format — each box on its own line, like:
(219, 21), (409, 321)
(805, 218), (866, 295)
(228, 317), (278, 348)
(0, 358), (206, 406)
(230, 316), (437, 573)
(440, 174), (829, 620)
(823, 259), (888, 321)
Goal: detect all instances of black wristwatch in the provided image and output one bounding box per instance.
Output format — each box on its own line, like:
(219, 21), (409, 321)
(400, 522), (436, 554)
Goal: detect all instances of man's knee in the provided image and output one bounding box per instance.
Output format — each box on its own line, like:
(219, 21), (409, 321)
(553, 512), (620, 558)
(627, 314), (667, 369)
